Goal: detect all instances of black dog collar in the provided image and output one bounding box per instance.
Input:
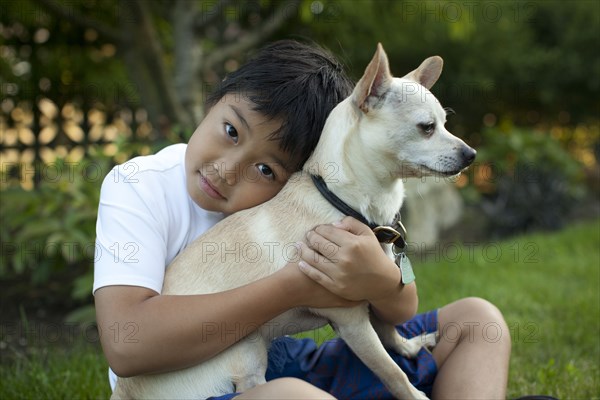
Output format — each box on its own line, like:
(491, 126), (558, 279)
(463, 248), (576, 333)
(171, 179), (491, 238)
(310, 175), (407, 250)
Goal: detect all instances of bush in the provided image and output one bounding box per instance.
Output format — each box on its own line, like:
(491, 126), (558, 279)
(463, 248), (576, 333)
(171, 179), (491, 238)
(475, 127), (587, 237)
(0, 157), (110, 320)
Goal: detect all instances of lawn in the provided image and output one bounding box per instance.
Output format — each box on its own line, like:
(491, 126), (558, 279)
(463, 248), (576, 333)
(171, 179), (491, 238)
(1, 220), (598, 399)
(414, 220), (600, 399)
(0, 342), (109, 399)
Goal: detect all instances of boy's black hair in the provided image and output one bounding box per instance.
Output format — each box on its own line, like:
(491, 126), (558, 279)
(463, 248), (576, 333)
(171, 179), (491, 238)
(205, 40), (354, 171)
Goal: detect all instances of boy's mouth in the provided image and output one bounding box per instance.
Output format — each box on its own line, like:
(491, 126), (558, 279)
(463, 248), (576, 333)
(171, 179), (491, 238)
(198, 171), (226, 200)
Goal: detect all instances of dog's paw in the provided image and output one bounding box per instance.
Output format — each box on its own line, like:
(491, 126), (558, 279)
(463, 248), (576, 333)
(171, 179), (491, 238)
(397, 339), (422, 358)
(396, 386), (429, 400)
(409, 388), (429, 400)
(403, 332), (438, 355)
(421, 332), (437, 350)
(395, 332), (436, 358)
(415, 391), (429, 400)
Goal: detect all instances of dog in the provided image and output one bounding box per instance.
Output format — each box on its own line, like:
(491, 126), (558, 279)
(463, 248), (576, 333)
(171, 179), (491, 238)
(112, 43), (476, 399)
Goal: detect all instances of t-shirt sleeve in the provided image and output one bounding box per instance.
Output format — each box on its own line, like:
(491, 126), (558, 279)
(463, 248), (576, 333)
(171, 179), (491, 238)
(93, 164), (168, 294)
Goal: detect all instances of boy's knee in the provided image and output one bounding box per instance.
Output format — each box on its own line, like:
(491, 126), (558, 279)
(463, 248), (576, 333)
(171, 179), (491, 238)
(236, 378), (335, 400)
(274, 378), (335, 399)
(460, 297), (505, 322)
(460, 297), (511, 345)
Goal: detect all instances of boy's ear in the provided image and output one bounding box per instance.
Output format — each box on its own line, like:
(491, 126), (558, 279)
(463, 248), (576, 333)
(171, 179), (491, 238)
(403, 56), (443, 89)
(353, 43), (393, 113)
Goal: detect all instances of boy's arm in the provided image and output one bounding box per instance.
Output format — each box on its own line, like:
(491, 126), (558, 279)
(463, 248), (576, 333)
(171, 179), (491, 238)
(368, 282), (418, 325)
(95, 263), (357, 377)
(297, 216), (418, 325)
(93, 161), (363, 377)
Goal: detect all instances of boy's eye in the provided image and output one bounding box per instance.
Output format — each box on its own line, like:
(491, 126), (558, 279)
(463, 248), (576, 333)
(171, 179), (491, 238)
(225, 123), (238, 143)
(257, 164), (275, 179)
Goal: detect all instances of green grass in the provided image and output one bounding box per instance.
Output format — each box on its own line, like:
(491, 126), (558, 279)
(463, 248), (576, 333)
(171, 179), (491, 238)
(0, 343), (110, 399)
(1, 220), (598, 398)
(414, 220), (600, 399)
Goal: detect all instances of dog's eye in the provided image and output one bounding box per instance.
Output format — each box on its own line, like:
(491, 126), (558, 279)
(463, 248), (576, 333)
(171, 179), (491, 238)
(418, 122), (435, 136)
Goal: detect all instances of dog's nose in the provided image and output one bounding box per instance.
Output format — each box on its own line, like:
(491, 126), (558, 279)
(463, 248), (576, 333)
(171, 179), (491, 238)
(462, 146), (477, 164)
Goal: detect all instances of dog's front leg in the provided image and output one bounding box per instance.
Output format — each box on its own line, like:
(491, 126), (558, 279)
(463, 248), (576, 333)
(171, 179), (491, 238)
(370, 315), (437, 358)
(320, 307), (429, 400)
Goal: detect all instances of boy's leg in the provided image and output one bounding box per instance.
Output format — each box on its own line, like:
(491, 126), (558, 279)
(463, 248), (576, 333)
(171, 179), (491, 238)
(266, 311), (439, 399)
(431, 297), (511, 399)
(212, 298), (509, 399)
(235, 378), (335, 399)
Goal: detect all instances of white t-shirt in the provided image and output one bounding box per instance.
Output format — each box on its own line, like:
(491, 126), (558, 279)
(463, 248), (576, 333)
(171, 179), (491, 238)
(93, 143), (225, 390)
(93, 143), (224, 294)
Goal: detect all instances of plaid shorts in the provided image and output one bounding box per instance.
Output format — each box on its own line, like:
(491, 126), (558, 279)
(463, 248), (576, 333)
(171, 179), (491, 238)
(210, 309), (439, 399)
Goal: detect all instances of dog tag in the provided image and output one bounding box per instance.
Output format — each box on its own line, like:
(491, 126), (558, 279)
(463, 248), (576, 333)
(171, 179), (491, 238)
(395, 252), (415, 285)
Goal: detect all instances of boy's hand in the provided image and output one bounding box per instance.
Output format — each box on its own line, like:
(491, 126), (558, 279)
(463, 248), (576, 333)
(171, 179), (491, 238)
(278, 262), (362, 309)
(297, 216), (402, 302)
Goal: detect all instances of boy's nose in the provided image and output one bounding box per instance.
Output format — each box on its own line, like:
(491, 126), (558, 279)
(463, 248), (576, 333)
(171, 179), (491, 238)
(216, 162), (238, 186)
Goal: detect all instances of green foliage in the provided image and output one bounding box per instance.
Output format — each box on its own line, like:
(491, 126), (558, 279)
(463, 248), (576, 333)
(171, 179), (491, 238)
(3, 0), (598, 137)
(0, 124), (181, 318)
(479, 126), (585, 183)
(473, 126), (587, 236)
(288, 0), (600, 136)
(477, 125), (587, 196)
(0, 0), (135, 109)
(0, 157), (109, 313)
(0, 126), (188, 320)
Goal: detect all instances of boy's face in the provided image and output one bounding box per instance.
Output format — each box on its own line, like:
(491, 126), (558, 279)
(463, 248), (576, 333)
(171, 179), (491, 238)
(185, 94), (294, 214)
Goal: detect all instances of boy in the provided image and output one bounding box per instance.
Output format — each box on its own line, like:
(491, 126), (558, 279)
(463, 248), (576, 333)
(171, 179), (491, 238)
(94, 40), (510, 399)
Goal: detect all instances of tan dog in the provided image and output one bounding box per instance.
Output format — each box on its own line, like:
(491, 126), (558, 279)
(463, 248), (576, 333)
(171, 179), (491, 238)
(112, 43), (476, 399)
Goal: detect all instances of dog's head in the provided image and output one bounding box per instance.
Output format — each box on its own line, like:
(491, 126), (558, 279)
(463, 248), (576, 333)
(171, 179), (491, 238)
(352, 43), (476, 178)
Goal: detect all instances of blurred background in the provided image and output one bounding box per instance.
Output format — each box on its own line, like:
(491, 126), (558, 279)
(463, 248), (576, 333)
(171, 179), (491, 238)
(0, 0), (598, 396)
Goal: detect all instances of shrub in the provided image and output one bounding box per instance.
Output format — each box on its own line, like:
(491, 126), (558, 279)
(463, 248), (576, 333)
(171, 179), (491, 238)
(475, 127), (587, 237)
(0, 157), (109, 319)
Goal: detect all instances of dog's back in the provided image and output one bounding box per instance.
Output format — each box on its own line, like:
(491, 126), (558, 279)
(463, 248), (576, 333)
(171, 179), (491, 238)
(162, 173), (343, 295)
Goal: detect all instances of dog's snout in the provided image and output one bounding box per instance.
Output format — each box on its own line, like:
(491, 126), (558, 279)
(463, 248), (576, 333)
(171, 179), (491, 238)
(462, 146), (476, 165)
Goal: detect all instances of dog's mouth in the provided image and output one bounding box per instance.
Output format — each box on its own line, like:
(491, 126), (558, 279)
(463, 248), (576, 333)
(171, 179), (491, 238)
(413, 146), (476, 177)
(418, 164), (467, 177)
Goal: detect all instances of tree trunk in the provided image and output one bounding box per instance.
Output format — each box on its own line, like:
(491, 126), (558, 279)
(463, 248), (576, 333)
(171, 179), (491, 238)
(173, 0), (204, 130)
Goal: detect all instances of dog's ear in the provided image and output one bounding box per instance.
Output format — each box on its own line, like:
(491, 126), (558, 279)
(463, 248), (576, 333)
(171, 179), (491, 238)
(403, 56), (443, 89)
(353, 43), (393, 113)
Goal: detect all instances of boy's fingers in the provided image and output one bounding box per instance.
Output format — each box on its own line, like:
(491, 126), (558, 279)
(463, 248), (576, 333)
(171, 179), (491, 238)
(298, 260), (335, 289)
(305, 230), (340, 260)
(296, 241), (337, 273)
(297, 261), (363, 307)
(333, 216), (373, 236)
(311, 217), (373, 246)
